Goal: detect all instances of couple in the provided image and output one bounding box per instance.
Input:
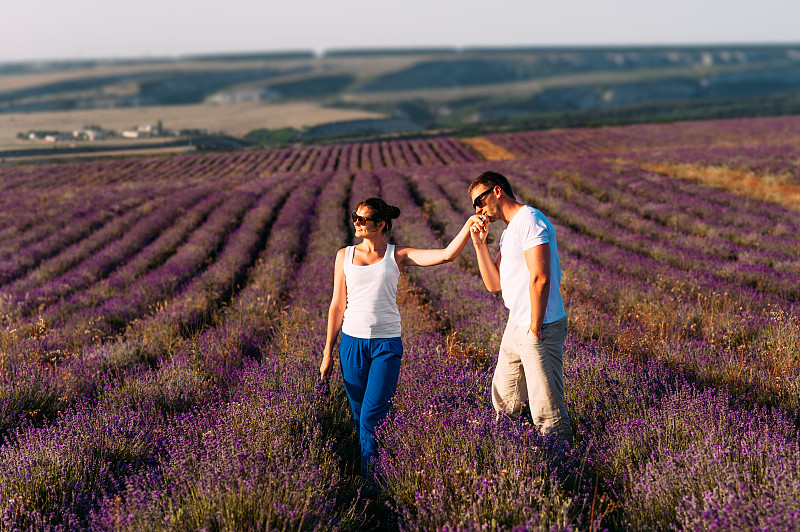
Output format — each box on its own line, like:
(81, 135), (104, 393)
(320, 171), (571, 477)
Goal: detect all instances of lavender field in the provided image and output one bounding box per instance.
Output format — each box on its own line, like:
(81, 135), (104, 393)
(1, 118), (799, 530)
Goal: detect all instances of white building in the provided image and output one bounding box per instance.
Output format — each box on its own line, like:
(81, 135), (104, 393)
(74, 129), (105, 141)
(44, 133), (75, 142)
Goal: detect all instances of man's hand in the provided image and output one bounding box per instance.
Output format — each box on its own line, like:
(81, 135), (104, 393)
(470, 215), (489, 244)
(530, 325), (542, 340)
(468, 214), (488, 228)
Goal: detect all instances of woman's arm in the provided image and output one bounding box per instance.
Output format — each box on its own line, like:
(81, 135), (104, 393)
(471, 222), (502, 292)
(320, 248), (347, 379)
(396, 215), (484, 268)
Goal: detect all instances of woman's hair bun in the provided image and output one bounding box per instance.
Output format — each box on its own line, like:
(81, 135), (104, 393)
(357, 197), (400, 233)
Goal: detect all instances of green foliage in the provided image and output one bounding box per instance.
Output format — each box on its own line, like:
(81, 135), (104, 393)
(447, 90), (800, 136)
(265, 74), (355, 99)
(243, 127), (300, 146)
(178, 128), (207, 137)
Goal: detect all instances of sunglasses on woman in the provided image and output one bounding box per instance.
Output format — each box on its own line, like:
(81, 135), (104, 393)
(351, 212), (378, 225)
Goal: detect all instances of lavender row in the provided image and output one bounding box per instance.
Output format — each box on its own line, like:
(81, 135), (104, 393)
(486, 115), (800, 158)
(31, 181), (269, 354)
(21, 191), (226, 339)
(87, 168), (332, 419)
(0, 191), (106, 251)
(559, 237), (800, 411)
(0, 153), (253, 192)
(126, 171), (327, 355)
(0, 192), (154, 288)
(0, 171), (314, 437)
(0, 138), (480, 194)
(486, 125), (649, 158)
(529, 156), (800, 256)
(498, 156), (800, 261)
(0, 184), (245, 433)
(5, 186), (213, 319)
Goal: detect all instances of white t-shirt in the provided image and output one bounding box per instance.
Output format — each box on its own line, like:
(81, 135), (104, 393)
(498, 206), (566, 327)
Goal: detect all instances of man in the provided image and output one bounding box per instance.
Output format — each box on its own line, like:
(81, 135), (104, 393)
(468, 171), (571, 441)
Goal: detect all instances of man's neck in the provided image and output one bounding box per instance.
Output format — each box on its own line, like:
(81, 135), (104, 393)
(500, 200), (525, 225)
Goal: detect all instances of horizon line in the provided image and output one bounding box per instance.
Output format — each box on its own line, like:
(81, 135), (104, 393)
(3, 41), (800, 66)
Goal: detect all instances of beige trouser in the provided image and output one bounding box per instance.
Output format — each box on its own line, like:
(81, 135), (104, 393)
(491, 315), (571, 438)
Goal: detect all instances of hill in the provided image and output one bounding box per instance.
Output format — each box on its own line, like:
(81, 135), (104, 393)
(3, 44), (800, 154)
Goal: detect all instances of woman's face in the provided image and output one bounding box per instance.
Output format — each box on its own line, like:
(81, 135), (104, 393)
(353, 206), (382, 236)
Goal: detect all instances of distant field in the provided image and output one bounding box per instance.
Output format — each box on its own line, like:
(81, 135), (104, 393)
(4, 46), (800, 149)
(0, 101), (384, 147)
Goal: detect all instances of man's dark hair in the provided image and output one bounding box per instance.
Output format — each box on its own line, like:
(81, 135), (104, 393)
(469, 171), (516, 201)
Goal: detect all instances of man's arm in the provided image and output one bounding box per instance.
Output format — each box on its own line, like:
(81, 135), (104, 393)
(471, 222), (502, 292)
(524, 243), (550, 338)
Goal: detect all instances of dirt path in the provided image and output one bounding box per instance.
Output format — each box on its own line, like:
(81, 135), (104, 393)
(461, 137), (518, 161)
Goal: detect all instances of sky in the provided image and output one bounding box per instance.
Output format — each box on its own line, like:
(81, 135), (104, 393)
(4, 0), (799, 63)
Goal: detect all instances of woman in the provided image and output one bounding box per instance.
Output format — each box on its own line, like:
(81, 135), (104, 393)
(320, 197), (483, 478)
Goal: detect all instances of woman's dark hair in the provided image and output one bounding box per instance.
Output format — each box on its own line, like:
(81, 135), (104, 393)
(358, 197), (401, 233)
(469, 171), (516, 201)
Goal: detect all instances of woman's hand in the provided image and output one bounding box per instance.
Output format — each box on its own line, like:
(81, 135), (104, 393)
(468, 214), (487, 229)
(320, 354), (335, 379)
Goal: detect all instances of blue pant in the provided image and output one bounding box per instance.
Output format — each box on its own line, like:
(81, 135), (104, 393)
(339, 333), (403, 476)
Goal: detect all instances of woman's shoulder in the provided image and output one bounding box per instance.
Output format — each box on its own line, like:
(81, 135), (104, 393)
(392, 244), (410, 255)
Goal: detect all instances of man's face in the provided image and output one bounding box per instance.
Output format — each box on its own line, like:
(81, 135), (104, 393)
(470, 185), (499, 222)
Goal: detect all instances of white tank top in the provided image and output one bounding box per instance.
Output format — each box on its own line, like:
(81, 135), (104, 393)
(341, 244), (402, 339)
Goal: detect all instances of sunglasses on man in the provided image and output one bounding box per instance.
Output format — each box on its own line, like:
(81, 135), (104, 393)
(351, 212), (378, 225)
(472, 187), (495, 210)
